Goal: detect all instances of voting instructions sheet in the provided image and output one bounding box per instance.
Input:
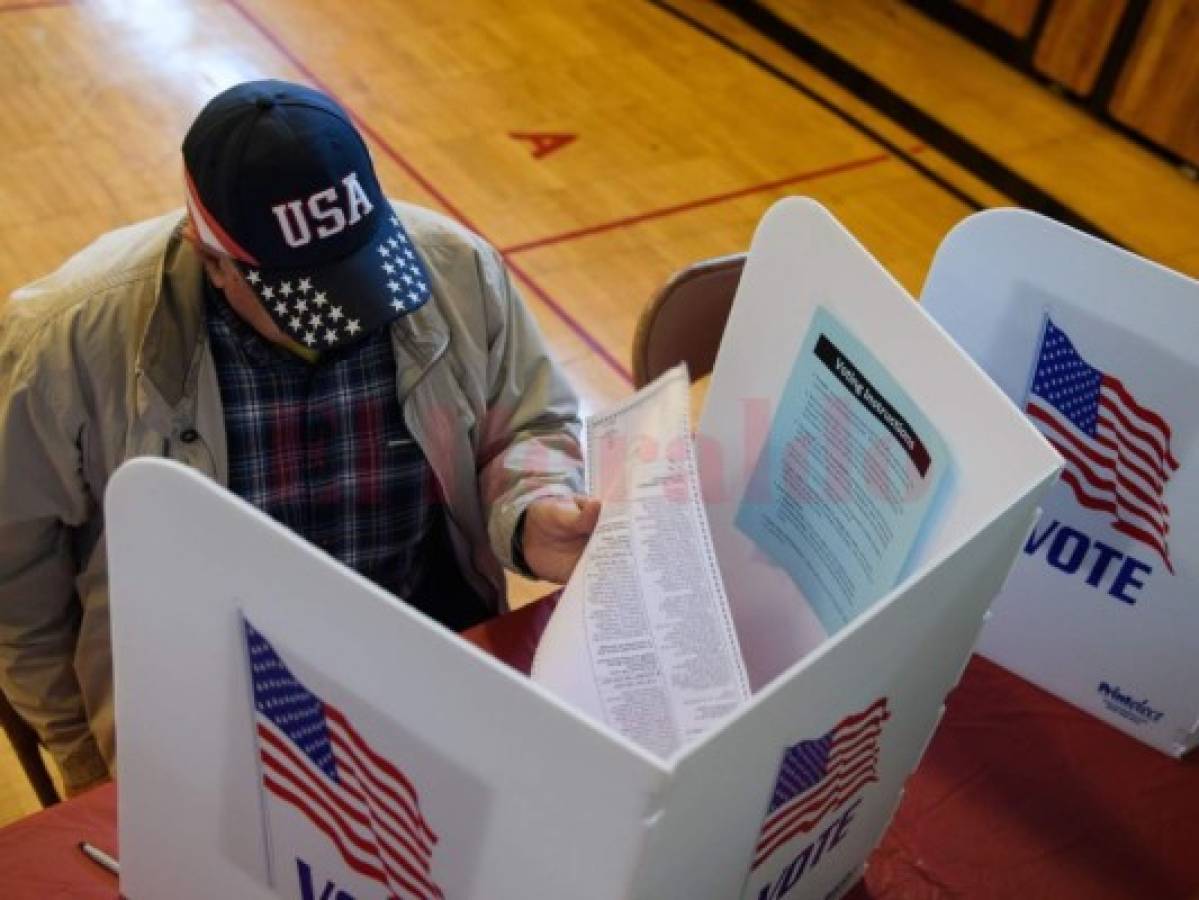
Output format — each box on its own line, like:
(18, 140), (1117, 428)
(736, 307), (949, 636)
(532, 367), (751, 759)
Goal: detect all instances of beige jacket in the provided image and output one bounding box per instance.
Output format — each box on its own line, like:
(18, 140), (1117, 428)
(0, 204), (583, 793)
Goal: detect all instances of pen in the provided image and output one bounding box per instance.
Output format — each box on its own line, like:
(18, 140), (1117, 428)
(78, 840), (120, 876)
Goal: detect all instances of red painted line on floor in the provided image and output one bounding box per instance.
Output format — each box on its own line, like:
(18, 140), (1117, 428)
(502, 149), (908, 255)
(504, 257), (634, 383)
(224, 0), (633, 384)
(0, 0), (72, 13)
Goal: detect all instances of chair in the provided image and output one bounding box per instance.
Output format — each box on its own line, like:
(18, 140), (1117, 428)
(0, 688), (59, 807)
(631, 253), (746, 388)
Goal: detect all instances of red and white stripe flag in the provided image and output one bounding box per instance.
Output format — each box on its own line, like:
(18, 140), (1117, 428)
(246, 620), (443, 900)
(1026, 318), (1178, 572)
(752, 698), (890, 871)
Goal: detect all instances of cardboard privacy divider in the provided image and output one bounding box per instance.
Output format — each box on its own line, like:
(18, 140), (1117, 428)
(107, 198), (1060, 900)
(921, 209), (1199, 758)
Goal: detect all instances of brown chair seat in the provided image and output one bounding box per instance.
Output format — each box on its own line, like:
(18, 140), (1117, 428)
(632, 253), (746, 388)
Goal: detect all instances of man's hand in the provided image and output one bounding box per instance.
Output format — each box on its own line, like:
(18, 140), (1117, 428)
(521, 495), (601, 584)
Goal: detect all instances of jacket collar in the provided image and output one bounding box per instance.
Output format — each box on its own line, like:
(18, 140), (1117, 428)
(140, 216), (206, 409)
(392, 284), (451, 399)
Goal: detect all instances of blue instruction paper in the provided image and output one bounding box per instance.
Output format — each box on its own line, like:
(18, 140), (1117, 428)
(736, 306), (949, 635)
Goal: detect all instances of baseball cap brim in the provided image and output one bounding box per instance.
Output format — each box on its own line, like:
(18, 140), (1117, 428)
(233, 210), (431, 352)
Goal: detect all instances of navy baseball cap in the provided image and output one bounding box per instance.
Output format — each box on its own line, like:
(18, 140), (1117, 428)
(182, 79), (430, 350)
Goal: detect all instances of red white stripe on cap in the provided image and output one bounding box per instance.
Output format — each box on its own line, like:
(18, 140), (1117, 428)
(183, 165), (260, 265)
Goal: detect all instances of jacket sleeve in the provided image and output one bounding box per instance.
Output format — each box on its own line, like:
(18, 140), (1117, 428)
(475, 245), (586, 572)
(0, 311), (109, 793)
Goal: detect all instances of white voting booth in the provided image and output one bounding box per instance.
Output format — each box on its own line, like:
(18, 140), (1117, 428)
(107, 199), (1060, 900)
(922, 209), (1199, 758)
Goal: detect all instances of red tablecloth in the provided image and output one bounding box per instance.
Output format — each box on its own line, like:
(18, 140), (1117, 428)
(852, 656), (1199, 900)
(2, 600), (1197, 899)
(0, 779), (117, 899)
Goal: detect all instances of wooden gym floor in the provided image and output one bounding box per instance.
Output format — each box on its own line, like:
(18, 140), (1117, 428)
(0, 0), (1195, 825)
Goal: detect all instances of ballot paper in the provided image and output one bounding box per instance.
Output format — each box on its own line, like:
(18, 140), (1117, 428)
(735, 307), (949, 636)
(531, 366), (751, 759)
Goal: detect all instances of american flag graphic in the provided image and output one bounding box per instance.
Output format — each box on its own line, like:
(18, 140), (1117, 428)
(244, 621), (444, 900)
(752, 698), (889, 871)
(1026, 318), (1179, 572)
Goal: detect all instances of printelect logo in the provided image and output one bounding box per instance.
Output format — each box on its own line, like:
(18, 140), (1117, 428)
(1097, 681), (1163, 726)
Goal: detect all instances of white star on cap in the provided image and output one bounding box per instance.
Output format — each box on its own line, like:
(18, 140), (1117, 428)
(382, 262), (395, 274)
(274, 301), (288, 316)
(401, 273), (413, 285)
(377, 245), (390, 257)
(246, 271), (262, 285)
(329, 306), (344, 322)
(295, 298), (309, 314)
(298, 277), (312, 293)
(289, 316), (303, 331)
(346, 320), (361, 335)
(390, 216), (399, 228)
(387, 280), (400, 293)
(391, 298), (405, 311)
(303, 330), (316, 346)
(313, 292), (328, 307)
(279, 282), (293, 297)
(262, 285), (275, 300)
(408, 290), (421, 303)
(309, 313), (323, 329)
(324, 329), (338, 345)
(388, 236), (399, 249)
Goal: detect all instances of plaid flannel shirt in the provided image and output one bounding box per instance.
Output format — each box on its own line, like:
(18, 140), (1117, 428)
(205, 285), (439, 612)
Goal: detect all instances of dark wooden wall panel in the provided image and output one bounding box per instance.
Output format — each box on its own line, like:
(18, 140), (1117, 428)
(953, 0), (1041, 37)
(1033, 0), (1129, 96)
(1109, 0), (1199, 166)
